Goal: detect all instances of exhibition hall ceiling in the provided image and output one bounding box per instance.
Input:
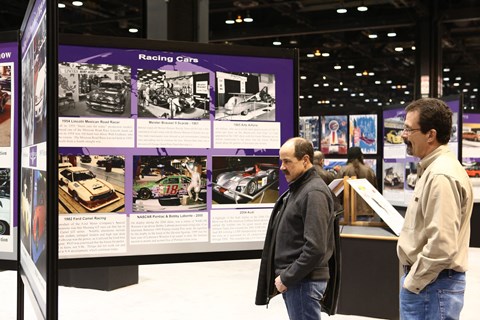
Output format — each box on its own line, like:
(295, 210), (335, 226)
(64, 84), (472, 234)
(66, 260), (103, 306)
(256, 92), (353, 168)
(2, 0), (479, 112)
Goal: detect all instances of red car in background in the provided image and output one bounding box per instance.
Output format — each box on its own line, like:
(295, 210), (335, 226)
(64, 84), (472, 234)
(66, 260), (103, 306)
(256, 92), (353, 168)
(466, 165), (480, 177)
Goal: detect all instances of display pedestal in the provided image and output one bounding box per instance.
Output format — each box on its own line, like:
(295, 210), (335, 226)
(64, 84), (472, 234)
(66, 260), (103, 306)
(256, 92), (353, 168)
(337, 226), (399, 320)
(58, 265), (139, 291)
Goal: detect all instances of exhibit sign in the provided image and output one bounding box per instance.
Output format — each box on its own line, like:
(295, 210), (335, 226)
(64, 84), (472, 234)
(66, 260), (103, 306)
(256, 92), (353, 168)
(19, 0), (58, 318)
(382, 97), (461, 206)
(0, 36), (17, 262)
(57, 36), (297, 262)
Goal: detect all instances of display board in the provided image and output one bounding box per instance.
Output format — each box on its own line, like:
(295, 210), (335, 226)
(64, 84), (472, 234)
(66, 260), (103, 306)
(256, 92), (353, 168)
(462, 112), (480, 202)
(382, 97), (461, 207)
(0, 32), (18, 266)
(57, 35), (297, 264)
(19, 0), (58, 318)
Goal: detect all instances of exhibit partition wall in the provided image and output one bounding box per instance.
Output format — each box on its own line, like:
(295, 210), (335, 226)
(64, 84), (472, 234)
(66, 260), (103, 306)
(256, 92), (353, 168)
(382, 96), (461, 207)
(0, 31), (19, 269)
(462, 112), (480, 203)
(57, 35), (298, 267)
(19, 0), (58, 319)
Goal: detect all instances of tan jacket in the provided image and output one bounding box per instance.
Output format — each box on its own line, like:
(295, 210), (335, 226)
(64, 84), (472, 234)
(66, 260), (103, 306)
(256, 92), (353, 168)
(397, 145), (473, 293)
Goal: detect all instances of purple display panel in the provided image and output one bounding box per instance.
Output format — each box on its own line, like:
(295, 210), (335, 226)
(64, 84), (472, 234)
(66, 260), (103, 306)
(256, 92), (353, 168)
(57, 42), (296, 260)
(462, 113), (480, 202)
(0, 41), (18, 262)
(20, 0), (49, 318)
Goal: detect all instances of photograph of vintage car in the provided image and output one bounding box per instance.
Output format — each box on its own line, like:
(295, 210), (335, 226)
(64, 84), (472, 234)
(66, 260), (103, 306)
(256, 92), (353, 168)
(58, 166), (120, 211)
(58, 62), (131, 117)
(462, 130), (480, 142)
(385, 130), (403, 144)
(96, 156), (125, 168)
(383, 166), (404, 189)
(0, 169), (10, 235)
(215, 72), (276, 121)
(465, 164), (480, 177)
(133, 155), (207, 211)
(212, 156), (279, 204)
(405, 162), (418, 189)
(137, 69), (210, 120)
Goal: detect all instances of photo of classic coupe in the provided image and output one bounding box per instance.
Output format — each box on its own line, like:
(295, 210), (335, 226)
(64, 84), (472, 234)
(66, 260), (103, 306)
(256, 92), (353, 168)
(213, 163), (278, 201)
(224, 86), (274, 116)
(58, 166), (120, 211)
(97, 156), (125, 168)
(133, 174), (206, 204)
(86, 79), (126, 113)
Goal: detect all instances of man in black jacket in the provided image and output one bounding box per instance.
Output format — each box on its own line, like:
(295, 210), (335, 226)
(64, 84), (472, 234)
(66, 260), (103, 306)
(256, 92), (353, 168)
(255, 137), (335, 320)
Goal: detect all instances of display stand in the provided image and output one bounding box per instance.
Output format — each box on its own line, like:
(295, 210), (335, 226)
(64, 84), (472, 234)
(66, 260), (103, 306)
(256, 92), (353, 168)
(337, 226), (400, 319)
(58, 265), (139, 291)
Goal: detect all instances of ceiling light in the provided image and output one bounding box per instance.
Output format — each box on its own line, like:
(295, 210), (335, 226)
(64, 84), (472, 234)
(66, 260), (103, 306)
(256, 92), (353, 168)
(443, 67), (450, 72)
(273, 40), (282, 46)
(129, 28), (139, 33)
(359, 92), (364, 96)
(394, 47), (404, 52)
(300, 76), (307, 80)
(351, 93), (356, 97)
(313, 83), (319, 87)
(357, 3), (368, 11)
(339, 104), (344, 107)
(386, 80), (392, 84)
(455, 76), (462, 81)
(362, 70), (368, 76)
(307, 53), (314, 58)
(300, 95), (304, 99)
(463, 89), (468, 92)
(387, 32), (397, 37)
(314, 49), (321, 56)
(473, 88), (478, 92)
(348, 65), (355, 69)
(235, 15), (243, 23)
(307, 95), (313, 99)
(337, 8), (347, 14)
(334, 65), (341, 70)
(356, 73), (362, 76)
(405, 91), (410, 94)
(72, 1), (83, 6)
(343, 88), (348, 91)
(411, 46), (416, 50)
(243, 11), (253, 22)
(225, 14), (235, 24)
(334, 88), (339, 92)
(58, 3), (66, 8)
(289, 39), (298, 45)
(365, 99), (370, 102)
(443, 77), (450, 81)
(323, 83), (329, 87)
(368, 72), (374, 76)
(375, 80), (381, 84)
(321, 52), (330, 57)
(368, 34), (378, 39)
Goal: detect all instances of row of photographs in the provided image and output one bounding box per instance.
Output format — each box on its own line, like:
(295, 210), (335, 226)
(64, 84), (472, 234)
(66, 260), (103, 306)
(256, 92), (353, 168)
(56, 155), (281, 214)
(58, 63), (276, 122)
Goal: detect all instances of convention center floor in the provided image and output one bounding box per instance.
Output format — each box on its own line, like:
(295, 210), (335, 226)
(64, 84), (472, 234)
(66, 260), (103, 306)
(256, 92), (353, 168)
(2, 247), (480, 319)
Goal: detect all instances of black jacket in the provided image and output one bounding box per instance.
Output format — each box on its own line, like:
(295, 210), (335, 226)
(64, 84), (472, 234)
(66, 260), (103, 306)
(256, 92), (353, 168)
(255, 168), (335, 305)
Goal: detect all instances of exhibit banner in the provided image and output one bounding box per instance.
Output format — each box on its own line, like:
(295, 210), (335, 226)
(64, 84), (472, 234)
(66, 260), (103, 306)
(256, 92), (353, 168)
(57, 36), (297, 262)
(0, 36), (18, 263)
(299, 116), (320, 150)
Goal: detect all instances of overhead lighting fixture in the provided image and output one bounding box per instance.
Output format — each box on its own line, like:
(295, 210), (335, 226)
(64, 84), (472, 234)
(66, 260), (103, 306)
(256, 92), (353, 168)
(411, 46), (416, 50)
(300, 76), (307, 80)
(334, 65), (341, 70)
(387, 32), (397, 37)
(225, 13), (235, 24)
(321, 52), (330, 57)
(129, 28), (139, 33)
(307, 53), (315, 58)
(337, 8), (347, 13)
(273, 40), (282, 46)
(314, 49), (321, 56)
(357, 2), (368, 11)
(362, 70), (368, 76)
(243, 11), (253, 22)
(72, 1), (83, 6)
(443, 67), (450, 72)
(235, 15), (243, 23)
(394, 47), (404, 52)
(289, 39), (298, 45)
(368, 34), (378, 39)
(58, 2), (66, 8)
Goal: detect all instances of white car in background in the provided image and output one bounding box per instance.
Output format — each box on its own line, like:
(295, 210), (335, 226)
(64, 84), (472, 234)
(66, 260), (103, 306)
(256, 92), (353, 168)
(0, 198), (10, 235)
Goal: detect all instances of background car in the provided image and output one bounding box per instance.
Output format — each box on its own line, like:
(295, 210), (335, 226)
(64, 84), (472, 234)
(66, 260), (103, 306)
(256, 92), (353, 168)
(384, 168), (403, 187)
(58, 166), (120, 211)
(462, 131), (480, 141)
(213, 163), (278, 201)
(466, 165), (480, 177)
(86, 79), (126, 113)
(80, 155), (92, 163)
(0, 199), (10, 235)
(97, 156), (125, 168)
(0, 76), (11, 92)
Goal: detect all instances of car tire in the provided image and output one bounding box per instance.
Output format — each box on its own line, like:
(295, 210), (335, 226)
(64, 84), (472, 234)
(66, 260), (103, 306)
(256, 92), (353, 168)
(241, 109), (249, 116)
(0, 220), (9, 235)
(72, 191), (80, 202)
(246, 181), (257, 195)
(158, 198), (180, 206)
(138, 188), (152, 200)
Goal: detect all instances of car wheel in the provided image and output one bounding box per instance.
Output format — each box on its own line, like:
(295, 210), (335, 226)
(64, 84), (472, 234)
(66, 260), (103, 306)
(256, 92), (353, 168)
(0, 220), (9, 235)
(241, 109), (249, 116)
(138, 188), (152, 200)
(246, 181), (257, 195)
(72, 191), (80, 202)
(152, 98), (158, 105)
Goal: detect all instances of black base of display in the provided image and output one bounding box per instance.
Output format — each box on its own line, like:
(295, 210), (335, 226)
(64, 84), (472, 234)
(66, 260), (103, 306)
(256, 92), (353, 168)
(58, 265), (139, 291)
(470, 203), (480, 248)
(337, 236), (399, 320)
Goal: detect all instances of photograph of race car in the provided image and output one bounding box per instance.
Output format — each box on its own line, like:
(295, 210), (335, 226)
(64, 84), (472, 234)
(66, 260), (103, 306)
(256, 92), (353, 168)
(133, 155), (207, 211)
(58, 62), (131, 118)
(215, 72), (276, 121)
(58, 166), (120, 211)
(383, 166), (404, 188)
(137, 69), (210, 120)
(0, 169), (10, 235)
(212, 156), (279, 204)
(385, 130), (403, 144)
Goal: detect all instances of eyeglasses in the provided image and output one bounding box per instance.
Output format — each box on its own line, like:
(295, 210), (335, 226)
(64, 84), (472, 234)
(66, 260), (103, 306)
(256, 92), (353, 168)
(402, 127), (421, 134)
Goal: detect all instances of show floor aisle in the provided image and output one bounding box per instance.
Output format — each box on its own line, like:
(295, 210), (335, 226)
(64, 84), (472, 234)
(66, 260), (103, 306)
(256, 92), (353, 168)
(3, 247), (480, 319)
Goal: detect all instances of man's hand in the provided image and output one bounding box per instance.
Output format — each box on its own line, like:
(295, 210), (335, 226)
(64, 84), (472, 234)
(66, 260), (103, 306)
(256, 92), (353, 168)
(275, 275), (288, 293)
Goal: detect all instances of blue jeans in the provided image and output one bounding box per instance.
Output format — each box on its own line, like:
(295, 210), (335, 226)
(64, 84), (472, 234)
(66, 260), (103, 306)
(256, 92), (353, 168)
(282, 278), (327, 320)
(400, 270), (466, 320)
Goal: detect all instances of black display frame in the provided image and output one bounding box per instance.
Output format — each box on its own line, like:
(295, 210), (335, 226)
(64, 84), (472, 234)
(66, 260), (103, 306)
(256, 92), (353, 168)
(57, 33), (299, 269)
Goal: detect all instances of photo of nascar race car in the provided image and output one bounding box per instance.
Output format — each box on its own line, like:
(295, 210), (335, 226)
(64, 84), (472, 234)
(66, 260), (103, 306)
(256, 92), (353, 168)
(58, 166), (120, 211)
(213, 162), (279, 203)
